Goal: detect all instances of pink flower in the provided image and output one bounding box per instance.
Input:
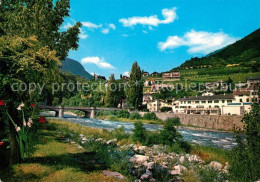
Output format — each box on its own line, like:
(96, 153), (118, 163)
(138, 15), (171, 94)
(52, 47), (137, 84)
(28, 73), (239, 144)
(17, 102), (24, 110)
(16, 126), (21, 132)
(27, 118), (33, 127)
(0, 100), (4, 106)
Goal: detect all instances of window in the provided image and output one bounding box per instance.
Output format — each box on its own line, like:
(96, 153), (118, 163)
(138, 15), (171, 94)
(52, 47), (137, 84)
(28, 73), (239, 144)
(247, 98), (249, 102)
(227, 100), (232, 103)
(214, 100), (219, 103)
(222, 100), (225, 103)
(240, 99), (242, 102)
(208, 101), (212, 103)
(195, 101), (199, 104)
(202, 101), (206, 103)
(184, 101), (186, 104)
(188, 101), (191, 104)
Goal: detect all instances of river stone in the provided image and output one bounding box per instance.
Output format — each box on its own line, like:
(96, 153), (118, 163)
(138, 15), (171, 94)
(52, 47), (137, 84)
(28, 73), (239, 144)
(179, 156), (185, 164)
(129, 155), (149, 164)
(140, 170), (152, 180)
(208, 161), (223, 171)
(169, 165), (187, 175)
(103, 170), (125, 180)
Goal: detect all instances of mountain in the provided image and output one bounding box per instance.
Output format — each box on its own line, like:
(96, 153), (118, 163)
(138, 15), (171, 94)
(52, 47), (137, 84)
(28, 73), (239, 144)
(171, 28), (260, 71)
(61, 58), (93, 80)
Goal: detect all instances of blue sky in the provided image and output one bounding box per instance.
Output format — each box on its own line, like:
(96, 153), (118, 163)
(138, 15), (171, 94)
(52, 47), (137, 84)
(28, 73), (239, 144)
(63, 0), (260, 78)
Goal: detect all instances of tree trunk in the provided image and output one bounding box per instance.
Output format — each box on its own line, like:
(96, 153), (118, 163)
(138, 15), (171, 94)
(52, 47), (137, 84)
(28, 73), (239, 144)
(8, 106), (21, 165)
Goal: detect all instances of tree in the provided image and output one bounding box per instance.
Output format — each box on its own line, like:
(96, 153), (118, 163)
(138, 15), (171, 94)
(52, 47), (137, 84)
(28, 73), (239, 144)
(0, 0), (81, 165)
(127, 61), (143, 109)
(105, 74), (117, 107)
(229, 104), (260, 181)
(226, 77), (235, 93)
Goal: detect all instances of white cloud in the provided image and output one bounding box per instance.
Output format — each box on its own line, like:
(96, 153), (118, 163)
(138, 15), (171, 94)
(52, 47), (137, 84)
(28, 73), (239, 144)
(119, 7), (177, 27)
(109, 23), (116, 30)
(79, 28), (88, 39)
(82, 21), (102, 29)
(158, 30), (238, 54)
(122, 34), (129, 37)
(81, 57), (115, 69)
(63, 22), (73, 29)
(101, 28), (110, 34)
(123, 71), (130, 76)
(142, 30), (148, 34)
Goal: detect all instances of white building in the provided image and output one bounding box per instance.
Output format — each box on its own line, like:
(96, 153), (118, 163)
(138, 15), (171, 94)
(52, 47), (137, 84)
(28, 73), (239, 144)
(173, 93), (253, 115)
(147, 100), (172, 112)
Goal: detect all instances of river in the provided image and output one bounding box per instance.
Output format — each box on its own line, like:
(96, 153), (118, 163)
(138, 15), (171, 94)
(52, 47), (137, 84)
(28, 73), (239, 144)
(43, 112), (238, 150)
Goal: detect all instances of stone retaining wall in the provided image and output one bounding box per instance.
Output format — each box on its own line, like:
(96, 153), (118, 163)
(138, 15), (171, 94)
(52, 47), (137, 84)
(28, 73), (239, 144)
(138, 112), (244, 131)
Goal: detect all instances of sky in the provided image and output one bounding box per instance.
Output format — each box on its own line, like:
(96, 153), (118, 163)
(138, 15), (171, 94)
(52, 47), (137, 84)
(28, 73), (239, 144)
(63, 0), (260, 79)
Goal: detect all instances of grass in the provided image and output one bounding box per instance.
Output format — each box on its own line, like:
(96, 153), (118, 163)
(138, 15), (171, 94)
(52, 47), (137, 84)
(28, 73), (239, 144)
(191, 144), (230, 165)
(96, 115), (163, 125)
(0, 120), (128, 182)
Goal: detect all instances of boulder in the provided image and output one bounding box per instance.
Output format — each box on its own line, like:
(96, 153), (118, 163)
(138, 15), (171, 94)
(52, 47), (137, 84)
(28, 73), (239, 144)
(103, 170), (125, 180)
(129, 155), (149, 164)
(208, 161), (223, 171)
(188, 155), (201, 163)
(179, 156), (185, 164)
(140, 170), (152, 180)
(106, 139), (117, 145)
(169, 165), (187, 175)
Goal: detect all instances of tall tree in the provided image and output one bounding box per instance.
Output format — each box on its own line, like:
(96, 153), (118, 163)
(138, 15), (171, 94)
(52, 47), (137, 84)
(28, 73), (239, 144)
(127, 61), (143, 109)
(0, 0), (81, 165)
(105, 74), (117, 107)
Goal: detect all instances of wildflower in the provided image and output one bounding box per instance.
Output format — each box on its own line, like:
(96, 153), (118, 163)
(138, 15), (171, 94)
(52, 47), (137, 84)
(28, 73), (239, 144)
(16, 126), (21, 132)
(0, 100), (4, 106)
(17, 102), (25, 110)
(0, 141), (4, 146)
(39, 117), (46, 123)
(31, 104), (35, 107)
(23, 121), (26, 126)
(27, 118), (33, 127)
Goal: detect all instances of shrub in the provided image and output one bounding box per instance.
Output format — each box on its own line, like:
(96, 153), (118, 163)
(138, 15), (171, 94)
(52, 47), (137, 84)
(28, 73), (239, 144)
(129, 112), (142, 120)
(116, 110), (130, 118)
(229, 104), (260, 181)
(160, 107), (172, 112)
(143, 112), (158, 120)
(111, 126), (130, 141)
(159, 118), (183, 145)
(165, 117), (181, 126)
(132, 121), (147, 143)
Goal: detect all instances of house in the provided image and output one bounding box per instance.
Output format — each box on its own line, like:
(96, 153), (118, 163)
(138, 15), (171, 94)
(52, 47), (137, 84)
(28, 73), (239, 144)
(173, 93), (253, 115)
(144, 78), (156, 86)
(143, 93), (153, 104)
(162, 71), (180, 79)
(94, 74), (106, 81)
(204, 80), (227, 91)
(151, 72), (159, 77)
(247, 76), (260, 85)
(147, 100), (172, 112)
(142, 72), (149, 77)
(122, 76), (129, 80)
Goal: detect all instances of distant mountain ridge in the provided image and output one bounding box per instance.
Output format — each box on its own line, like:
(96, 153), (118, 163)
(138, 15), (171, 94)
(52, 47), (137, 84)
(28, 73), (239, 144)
(61, 58), (93, 80)
(171, 28), (260, 71)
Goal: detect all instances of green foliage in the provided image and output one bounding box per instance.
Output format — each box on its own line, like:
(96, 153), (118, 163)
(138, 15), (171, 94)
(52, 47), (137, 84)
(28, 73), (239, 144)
(129, 112), (142, 120)
(143, 112), (158, 120)
(199, 168), (227, 182)
(127, 61), (143, 109)
(229, 104), (260, 181)
(160, 107), (172, 112)
(132, 121), (147, 143)
(116, 110), (130, 118)
(111, 126), (130, 141)
(165, 117), (181, 126)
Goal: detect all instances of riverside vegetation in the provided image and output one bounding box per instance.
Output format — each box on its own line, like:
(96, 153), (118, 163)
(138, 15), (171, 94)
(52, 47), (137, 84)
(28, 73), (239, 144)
(1, 105), (259, 181)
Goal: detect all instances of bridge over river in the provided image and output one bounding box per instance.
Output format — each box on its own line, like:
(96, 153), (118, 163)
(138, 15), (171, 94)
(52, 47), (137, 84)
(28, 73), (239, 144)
(37, 106), (123, 118)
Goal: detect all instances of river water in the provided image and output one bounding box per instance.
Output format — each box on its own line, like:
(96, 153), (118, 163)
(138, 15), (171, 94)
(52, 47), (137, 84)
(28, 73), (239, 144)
(43, 112), (238, 150)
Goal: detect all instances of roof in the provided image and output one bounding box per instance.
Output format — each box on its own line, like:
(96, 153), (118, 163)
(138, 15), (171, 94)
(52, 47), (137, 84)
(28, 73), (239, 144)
(247, 76), (260, 81)
(179, 94), (234, 101)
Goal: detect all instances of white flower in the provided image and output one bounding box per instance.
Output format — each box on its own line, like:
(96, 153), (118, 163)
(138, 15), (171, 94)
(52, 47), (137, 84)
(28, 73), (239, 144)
(17, 102), (25, 110)
(23, 121), (26, 126)
(16, 126), (21, 132)
(27, 118), (33, 128)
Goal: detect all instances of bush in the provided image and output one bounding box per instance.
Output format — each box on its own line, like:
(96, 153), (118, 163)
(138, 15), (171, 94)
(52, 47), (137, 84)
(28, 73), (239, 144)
(143, 112), (158, 120)
(111, 126), (130, 141)
(165, 117), (181, 126)
(132, 121), (147, 143)
(116, 110), (130, 118)
(229, 104), (260, 181)
(129, 112), (142, 120)
(159, 118), (183, 145)
(160, 107), (172, 112)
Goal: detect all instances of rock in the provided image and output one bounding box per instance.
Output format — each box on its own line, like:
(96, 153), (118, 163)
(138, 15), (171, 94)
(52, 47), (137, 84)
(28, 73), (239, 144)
(169, 165), (187, 176)
(179, 156), (185, 164)
(149, 178), (156, 182)
(79, 134), (85, 138)
(81, 137), (87, 141)
(145, 162), (155, 170)
(208, 161), (223, 171)
(95, 138), (103, 142)
(129, 155), (149, 164)
(188, 155), (201, 163)
(106, 139), (117, 145)
(103, 170), (125, 180)
(70, 141), (76, 144)
(140, 170), (152, 180)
